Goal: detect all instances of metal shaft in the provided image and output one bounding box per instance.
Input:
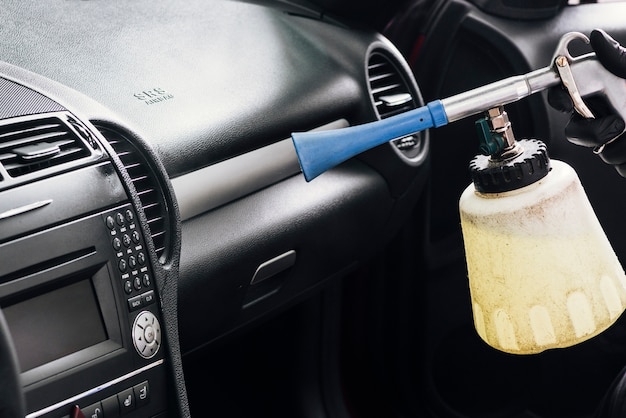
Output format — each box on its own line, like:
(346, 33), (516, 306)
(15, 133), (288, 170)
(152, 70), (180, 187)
(442, 66), (560, 123)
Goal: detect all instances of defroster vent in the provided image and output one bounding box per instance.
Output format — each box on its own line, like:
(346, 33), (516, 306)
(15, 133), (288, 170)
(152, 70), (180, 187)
(101, 129), (171, 263)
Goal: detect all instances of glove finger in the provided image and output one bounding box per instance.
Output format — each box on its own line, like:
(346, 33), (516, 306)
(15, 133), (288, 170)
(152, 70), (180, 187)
(547, 86), (573, 112)
(613, 162), (626, 178)
(547, 85), (613, 116)
(599, 134), (626, 165)
(564, 114), (625, 148)
(584, 94), (619, 117)
(591, 29), (626, 79)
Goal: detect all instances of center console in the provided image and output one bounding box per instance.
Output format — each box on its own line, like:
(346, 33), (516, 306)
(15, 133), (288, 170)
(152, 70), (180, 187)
(0, 82), (179, 417)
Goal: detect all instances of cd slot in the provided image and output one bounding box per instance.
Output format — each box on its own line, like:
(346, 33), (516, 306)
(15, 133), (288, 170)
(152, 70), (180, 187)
(0, 209), (118, 291)
(0, 247), (95, 287)
(0, 248), (98, 301)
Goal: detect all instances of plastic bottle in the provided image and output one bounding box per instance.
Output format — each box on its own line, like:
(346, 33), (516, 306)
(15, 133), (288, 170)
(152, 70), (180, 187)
(460, 138), (626, 354)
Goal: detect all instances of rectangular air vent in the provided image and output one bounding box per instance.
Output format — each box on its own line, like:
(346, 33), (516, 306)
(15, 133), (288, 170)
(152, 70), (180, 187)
(0, 117), (91, 178)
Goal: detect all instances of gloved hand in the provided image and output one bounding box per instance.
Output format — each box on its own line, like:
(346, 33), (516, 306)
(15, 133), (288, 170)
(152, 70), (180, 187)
(548, 29), (626, 177)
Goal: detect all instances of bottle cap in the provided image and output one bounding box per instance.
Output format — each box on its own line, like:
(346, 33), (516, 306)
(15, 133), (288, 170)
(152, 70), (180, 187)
(469, 139), (551, 193)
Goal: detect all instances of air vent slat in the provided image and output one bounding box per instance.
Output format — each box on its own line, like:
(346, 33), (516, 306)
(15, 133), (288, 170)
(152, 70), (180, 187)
(0, 123), (63, 139)
(150, 229), (166, 240)
(141, 202), (160, 211)
(131, 174), (150, 183)
(148, 216), (165, 225)
(137, 187), (157, 197)
(368, 62), (387, 71)
(102, 129), (170, 263)
(368, 72), (395, 83)
(115, 150), (132, 158)
(0, 132), (69, 152)
(376, 106), (414, 119)
(371, 84), (403, 96)
(124, 162), (142, 171)
(3, 147), (86, 169)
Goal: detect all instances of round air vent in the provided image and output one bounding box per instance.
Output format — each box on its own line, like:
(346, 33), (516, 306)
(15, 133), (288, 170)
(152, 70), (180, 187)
(367, 50), (427, 161)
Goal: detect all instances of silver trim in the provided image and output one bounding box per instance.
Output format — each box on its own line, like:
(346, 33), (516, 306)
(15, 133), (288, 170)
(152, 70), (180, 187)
(0, 199), (53, 221)
(250, 250), (297, 285)
(172, 119), (349, 221)
(441, 66), (559, 124)
(25, 359), (164, 418)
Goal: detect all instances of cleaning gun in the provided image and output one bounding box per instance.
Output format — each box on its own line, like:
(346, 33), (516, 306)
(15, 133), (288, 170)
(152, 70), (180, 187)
(291, 32), (626, 182)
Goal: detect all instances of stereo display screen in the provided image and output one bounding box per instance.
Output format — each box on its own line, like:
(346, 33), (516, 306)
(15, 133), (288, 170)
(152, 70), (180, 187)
(3, 279), (108, 372)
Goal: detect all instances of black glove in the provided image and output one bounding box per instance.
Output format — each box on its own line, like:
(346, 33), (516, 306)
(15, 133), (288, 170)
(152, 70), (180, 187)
(548, 29), (626, 177)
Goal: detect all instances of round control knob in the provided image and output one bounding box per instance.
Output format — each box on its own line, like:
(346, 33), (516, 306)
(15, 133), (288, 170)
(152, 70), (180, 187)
(132, 311), (162, 359)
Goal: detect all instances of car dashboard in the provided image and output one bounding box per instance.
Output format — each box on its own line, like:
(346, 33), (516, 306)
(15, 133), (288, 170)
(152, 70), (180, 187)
(4, 1), (626, 417)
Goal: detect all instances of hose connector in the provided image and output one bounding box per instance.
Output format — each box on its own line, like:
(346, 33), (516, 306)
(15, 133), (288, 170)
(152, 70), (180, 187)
(475, 106), (523, 161)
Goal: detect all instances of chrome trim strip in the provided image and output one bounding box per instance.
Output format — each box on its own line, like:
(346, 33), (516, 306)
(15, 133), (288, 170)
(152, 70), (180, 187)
(25, 359), (165, 418)
(250, 250), (297, 285)
(172, 119), (349, 221)
(0, 199), (53, 221)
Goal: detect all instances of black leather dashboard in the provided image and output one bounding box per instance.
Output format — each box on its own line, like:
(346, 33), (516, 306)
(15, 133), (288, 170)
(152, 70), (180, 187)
(0, 1), (376, 175)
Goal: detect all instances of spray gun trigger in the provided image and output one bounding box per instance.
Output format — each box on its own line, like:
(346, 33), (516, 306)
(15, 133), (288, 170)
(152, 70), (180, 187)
(552, 32), (595, 119)
(555, 55), (595, 119)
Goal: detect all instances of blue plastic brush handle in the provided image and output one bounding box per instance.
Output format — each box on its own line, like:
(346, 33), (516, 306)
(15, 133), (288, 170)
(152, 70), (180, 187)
(292, 100), (448, 181)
